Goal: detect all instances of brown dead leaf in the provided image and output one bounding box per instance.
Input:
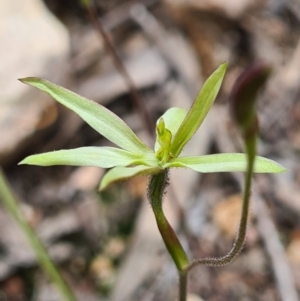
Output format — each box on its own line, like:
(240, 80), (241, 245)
(90, 255), (115, 285)
(212, 194), (244, 238)
(286, 238), (300, 264)
(128, 176), (148, 199)
(67, 166), (104, 191)
(165, 0), (258, 19)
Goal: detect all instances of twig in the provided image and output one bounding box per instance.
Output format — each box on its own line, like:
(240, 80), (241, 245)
(82, 1), (153, 135)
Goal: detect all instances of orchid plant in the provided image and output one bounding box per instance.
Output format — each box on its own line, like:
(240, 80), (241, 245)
(19, 62), (285, 301)
(19, 63), (283, 186)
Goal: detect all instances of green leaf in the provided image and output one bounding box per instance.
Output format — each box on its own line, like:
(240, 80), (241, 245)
(166, 153), (286, 173)
(19, 147), (157, 168)
(158, 107), (187, 138)
(99, 166), (161, 191)
(19, 78), (152, 155)
(154, 107), (187, 152)
(169, 63), (227, 158)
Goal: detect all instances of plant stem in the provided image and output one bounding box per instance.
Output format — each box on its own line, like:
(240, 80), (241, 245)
(0, 168), (78, 301)
(185, 134), (256, 271)
(148, 170), (190, 300)
(179, 272), (188, 301)
(148, 170), (190, 271)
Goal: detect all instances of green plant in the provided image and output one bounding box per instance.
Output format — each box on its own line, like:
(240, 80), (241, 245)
(19, 62), (285, 300)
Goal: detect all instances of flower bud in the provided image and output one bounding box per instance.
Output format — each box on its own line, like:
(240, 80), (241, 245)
(230, 63), (272, 138)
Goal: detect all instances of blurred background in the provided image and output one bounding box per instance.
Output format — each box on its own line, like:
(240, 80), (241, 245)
(1, 0), (300, 300)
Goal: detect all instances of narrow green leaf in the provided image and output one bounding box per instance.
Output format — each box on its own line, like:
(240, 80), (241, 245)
(154, 107), (187, 152)
(169, 63), (227, 158)
(19, 78), (152, 155)
(19, 147), (157, 168)
(99, 166), (161, 191)
(166, 153), (286, 173)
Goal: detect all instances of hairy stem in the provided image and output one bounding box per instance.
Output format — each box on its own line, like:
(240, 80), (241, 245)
(185, 134), (256, 272)
(0, 168), (77, 301)
(148, 170), (190, 271)
(148, 170), (189, 300)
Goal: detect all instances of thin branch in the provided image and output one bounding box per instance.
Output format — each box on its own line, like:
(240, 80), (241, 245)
(82, 1), (153, 135)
